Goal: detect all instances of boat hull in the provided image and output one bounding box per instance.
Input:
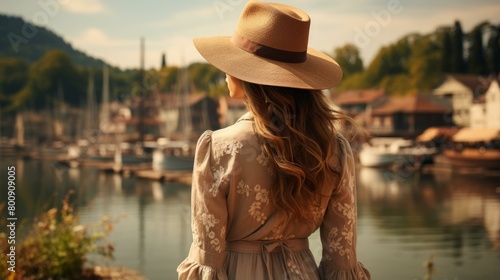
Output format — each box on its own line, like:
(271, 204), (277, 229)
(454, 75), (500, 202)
(359, 151), (435, 167)
(443, 149), (500, 170)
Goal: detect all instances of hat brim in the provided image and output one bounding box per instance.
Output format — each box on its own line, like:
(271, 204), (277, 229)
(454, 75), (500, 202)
(193, 36), (342, 90)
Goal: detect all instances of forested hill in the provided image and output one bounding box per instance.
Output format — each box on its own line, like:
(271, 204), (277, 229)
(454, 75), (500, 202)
(0, 14), (104, 67)
(335, 21), (500, 94)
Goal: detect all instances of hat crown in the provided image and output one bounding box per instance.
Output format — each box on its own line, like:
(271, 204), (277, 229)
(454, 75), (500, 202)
(235, 2), (310, 52)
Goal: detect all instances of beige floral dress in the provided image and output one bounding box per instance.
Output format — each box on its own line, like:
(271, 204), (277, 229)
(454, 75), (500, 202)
(177, 113), (370, 280)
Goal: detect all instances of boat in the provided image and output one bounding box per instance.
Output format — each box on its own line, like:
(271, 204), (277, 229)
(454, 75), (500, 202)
(152, 138), (196, 171)
(359, 137), (439, 168)
(153, 66), (198, 171)
(443, 128), (500, 170)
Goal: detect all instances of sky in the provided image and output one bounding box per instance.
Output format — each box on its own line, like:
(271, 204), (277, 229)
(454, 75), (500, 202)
(1, 0), (500, 70)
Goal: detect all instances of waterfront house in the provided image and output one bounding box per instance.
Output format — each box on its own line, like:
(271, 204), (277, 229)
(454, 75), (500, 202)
(157, 92), (219, 141)
(433, 74), (490, 127)
(218, 95), (247, 127)
(331, 89), (386, 114)
(330, 89), (387, 127)
(470, 79), (500, 128)
(369, 95), (450, 138)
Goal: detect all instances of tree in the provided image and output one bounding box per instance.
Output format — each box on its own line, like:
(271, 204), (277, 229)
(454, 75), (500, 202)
(408, 35), (442, 92)
(487, 24), (500, 75)
(161, 53), (167, 69)
(188, 63), (225, 94)
(451, 20), (466, 73)
(158, 66), (180, 93)
(363, 35), (414, 90)
(0, 57), (29, 113)
(440, 28), (453, 73)
(26, 49), (85, 109)
(467, 22), (488, 75)
(333, 44), (363, 80)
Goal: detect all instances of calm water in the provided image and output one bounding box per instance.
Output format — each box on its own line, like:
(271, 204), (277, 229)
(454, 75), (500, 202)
(1, 157), (499, 280)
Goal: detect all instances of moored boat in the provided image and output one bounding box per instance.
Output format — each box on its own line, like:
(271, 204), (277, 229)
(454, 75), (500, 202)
(359, 137), (439, 168)
(443, 128), (500, 170)
(152, 139), (195, 171)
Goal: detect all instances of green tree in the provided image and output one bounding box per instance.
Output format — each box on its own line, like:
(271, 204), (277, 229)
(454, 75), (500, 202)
(467, 22), (488, 75)
(363, 35), (414, 90)
(188, 63), (225, 95)
(487, 24), (500, 75)
(440, 27), (453, 73)
(158, 66), (180, 92)
(0, 57), (29, 113)
(337, 72), (370, 90)
(161, 53), (167, 68)
(333, 44), (363, 81)
(26, 49), (85, 109)
(408, 34), (442, 92)
(451, 20), (466, 73)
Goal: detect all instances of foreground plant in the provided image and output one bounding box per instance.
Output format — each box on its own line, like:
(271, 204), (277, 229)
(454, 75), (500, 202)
(0, 192), (114, 280)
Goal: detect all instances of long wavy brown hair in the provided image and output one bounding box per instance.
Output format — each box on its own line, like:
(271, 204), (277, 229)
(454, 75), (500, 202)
(241, 81), (367, 222)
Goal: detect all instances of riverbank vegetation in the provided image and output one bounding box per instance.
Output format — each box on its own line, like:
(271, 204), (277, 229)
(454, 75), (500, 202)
(0, 192), (136, 280)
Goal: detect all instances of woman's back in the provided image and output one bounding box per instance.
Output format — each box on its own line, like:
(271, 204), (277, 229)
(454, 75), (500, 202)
(178, 1), (370, 279)
(178, 113), (370, 279)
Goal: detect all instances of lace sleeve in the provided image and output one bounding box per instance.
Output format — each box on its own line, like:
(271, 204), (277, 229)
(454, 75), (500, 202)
(177, 130), (229, 280)
(318, 137), (370, 279)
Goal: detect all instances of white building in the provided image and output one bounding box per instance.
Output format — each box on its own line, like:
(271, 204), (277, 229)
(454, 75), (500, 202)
(469, 80), (500, 128)
(433, 74), (490, 127)
(485, 80), (500, 128)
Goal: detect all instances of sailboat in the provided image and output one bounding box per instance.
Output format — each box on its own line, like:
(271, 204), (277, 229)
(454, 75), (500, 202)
(153, 66), (198, 171)
(84, 64), (152, 166)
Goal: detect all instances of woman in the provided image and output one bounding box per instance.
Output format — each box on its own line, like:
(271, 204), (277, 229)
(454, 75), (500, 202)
(178, 1), (370, 279)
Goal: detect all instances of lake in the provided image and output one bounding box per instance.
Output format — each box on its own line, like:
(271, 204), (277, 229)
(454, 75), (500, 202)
(1, 157), (499, 280)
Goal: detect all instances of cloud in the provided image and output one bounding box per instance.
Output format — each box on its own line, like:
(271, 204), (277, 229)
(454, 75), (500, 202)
(71, 28), (135, 47)
(60, 0), (105, 14)
(68, 28), (202, 69)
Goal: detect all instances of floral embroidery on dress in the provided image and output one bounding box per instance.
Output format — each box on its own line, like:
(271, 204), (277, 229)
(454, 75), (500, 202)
(310, 204), (324, 223)
(256, 150), (269, 166)
(248, 184), (270, 224)
(192, 224), (202, 247)
(256, 149), (275, 174)
(196, 206), (223, 253)
(254, 184), (269, 203)
(201, 212), (220, 232)
(209, 165), (228, 197)
(213, 139), (243, 163)
(287, 259), (301, 275)
(236, 180), (250, 196)
(325, 170), (357, 260)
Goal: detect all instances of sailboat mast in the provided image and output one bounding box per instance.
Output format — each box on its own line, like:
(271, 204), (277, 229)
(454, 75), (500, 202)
(85, 69), (96, 132)
(101, 63), (110, 132)
(182, 66), (192, 136)
(136, 37), (146, 146)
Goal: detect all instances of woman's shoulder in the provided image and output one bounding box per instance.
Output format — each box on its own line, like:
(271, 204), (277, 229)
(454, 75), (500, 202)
(212, 114), (255, 143)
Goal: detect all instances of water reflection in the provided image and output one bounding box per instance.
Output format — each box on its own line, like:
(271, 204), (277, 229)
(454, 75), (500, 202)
(1, 158), (499, 280)
(356, 167), (500, 279)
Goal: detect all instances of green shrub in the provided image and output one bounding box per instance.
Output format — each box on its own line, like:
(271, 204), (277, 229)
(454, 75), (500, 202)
(1, 193), (114, 280)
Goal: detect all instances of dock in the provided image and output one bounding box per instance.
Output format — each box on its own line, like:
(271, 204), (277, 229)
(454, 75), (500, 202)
(135, 169), (193, 185)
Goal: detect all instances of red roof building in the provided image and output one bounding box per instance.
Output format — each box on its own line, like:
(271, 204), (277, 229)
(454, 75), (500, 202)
(331, 89), (386, 116)
(370, 95), (451, 137)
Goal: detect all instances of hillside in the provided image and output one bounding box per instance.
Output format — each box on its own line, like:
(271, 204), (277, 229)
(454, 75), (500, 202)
(0, 14), (105, 68)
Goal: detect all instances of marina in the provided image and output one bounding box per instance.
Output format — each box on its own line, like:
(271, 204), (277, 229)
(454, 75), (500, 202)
(1, 2), (500, 279)
(1, 156), (499, 279)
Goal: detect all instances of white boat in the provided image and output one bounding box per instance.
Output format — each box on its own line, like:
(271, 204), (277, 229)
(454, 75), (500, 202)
(359, 137), (439, 168)
(152, 139), (195, 171)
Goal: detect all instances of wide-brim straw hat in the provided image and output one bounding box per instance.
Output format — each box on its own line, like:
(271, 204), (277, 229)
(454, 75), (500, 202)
(193, 0), (342, 90)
